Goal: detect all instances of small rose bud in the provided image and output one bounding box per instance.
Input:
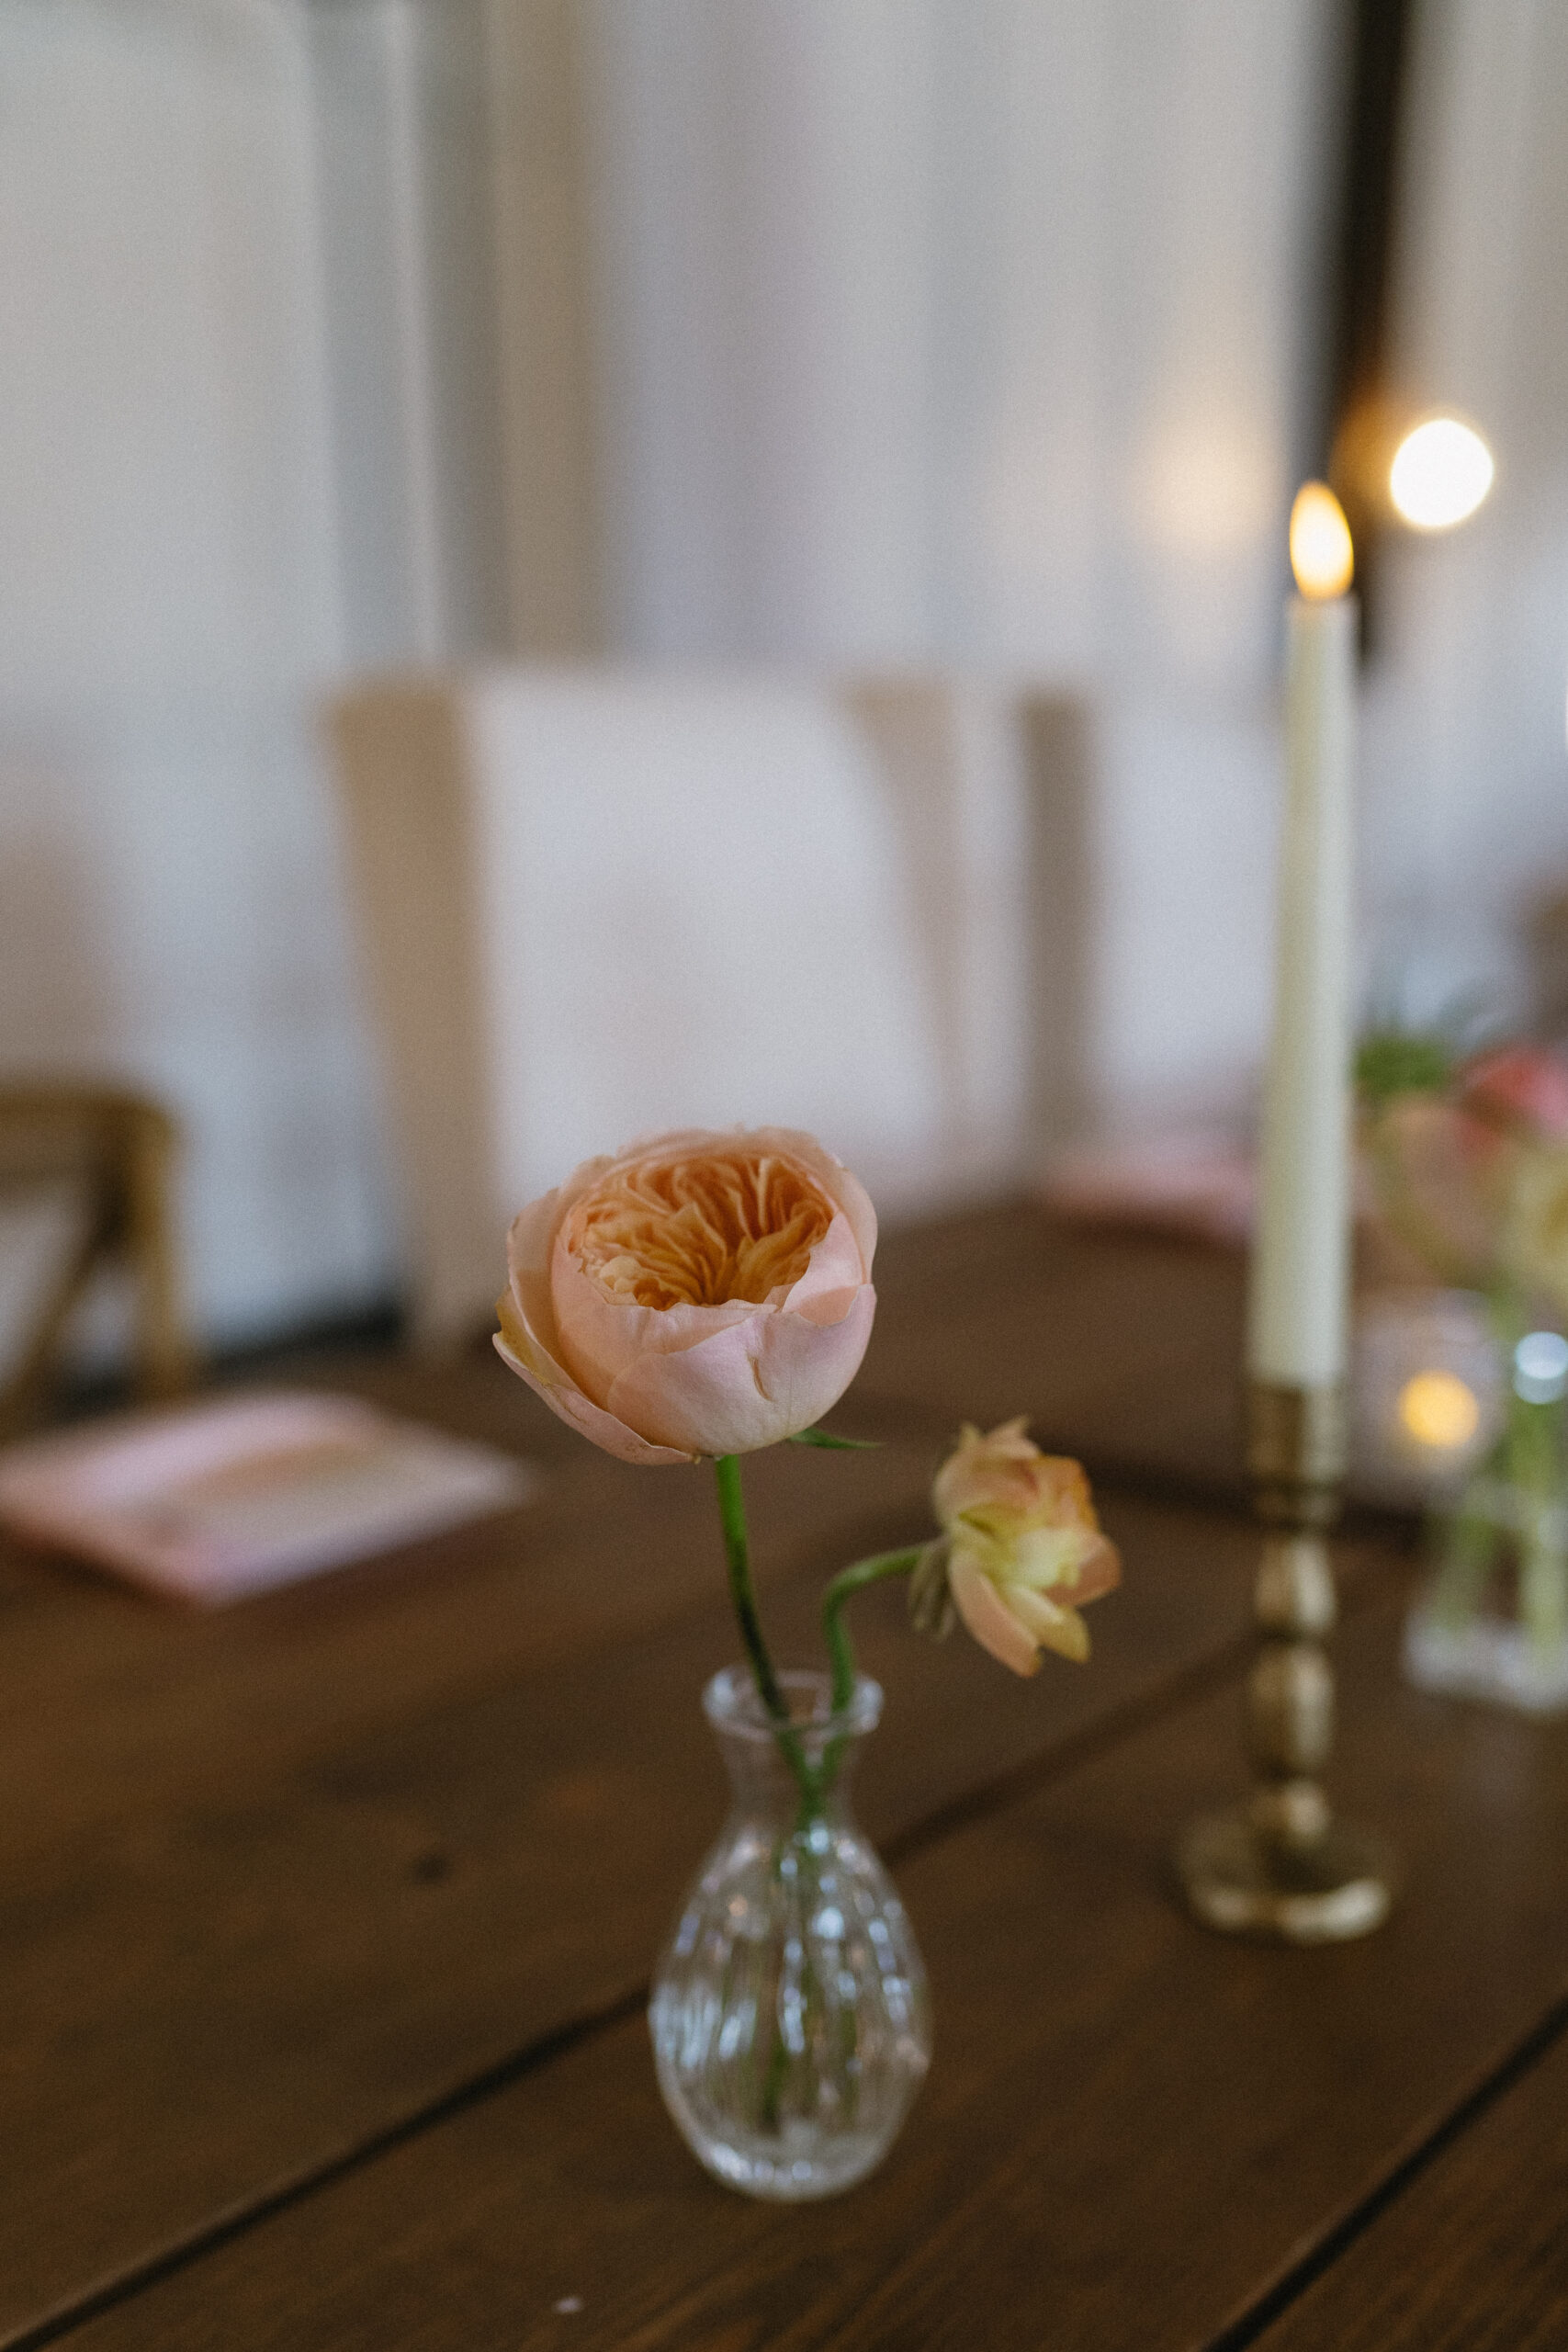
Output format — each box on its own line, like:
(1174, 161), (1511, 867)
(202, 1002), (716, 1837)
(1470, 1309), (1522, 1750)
(931, 1419), (1120, 1677)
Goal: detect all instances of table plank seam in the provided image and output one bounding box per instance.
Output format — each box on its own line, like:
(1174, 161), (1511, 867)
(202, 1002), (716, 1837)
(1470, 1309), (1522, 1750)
(853, 1389), (1418, 1553)
(846, 1393), (1254, 1525)
(883, 1533), (1406, 1871)
(3, 1984), (651, 2352)
(883, 1629), (1259, 1871)
(1201, 1988), (1568, 2352)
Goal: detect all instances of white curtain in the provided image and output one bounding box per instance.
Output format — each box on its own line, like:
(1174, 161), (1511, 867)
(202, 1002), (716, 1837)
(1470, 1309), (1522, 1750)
(580, 0), (1333, 1133)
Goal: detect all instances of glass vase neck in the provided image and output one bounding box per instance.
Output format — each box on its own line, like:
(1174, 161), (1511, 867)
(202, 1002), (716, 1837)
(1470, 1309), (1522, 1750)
(704, 1665), (881, 1817)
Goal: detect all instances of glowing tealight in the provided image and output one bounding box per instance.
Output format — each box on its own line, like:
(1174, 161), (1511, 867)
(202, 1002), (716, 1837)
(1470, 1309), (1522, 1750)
(1514, 1330), (1568, 1405)
(1388, 416), (1494, 531)
(1398, 1370), (1481, 1451)
(1289, 482), (1354, 600)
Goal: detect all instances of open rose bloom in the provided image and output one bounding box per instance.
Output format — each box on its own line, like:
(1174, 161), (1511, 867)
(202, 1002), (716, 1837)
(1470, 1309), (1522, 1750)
(495, 1127), (877, 1463)
(932, 1419), (1121, 1675)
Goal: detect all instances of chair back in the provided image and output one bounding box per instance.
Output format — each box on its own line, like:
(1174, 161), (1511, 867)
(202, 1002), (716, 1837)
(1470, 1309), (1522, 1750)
(329, 667), (1048, 1340)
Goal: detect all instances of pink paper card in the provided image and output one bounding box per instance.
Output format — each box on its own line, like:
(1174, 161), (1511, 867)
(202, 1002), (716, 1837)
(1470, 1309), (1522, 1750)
(0, 1392), (536, 1603)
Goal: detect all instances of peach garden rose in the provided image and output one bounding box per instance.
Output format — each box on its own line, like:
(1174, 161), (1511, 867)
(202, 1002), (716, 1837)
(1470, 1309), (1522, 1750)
(495, 1126), (877, 1464)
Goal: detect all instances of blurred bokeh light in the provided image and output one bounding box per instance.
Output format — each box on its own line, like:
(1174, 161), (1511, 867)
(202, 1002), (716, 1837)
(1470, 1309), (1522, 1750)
(1388, 415), (1495, 531)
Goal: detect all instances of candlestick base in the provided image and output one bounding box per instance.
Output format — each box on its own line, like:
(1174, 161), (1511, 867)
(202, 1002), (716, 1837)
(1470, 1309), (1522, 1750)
(1173, 1377), (1399, 1944)
(1176, 1806), (1396, 1944)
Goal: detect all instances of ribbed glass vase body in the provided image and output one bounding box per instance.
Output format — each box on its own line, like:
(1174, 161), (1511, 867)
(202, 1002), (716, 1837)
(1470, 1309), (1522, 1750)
(649, 1667), (930, 2200)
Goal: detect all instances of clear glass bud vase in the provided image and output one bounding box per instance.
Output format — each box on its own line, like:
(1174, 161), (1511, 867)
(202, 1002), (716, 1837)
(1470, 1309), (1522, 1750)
(1403, 1336), (1568, 1714)
(649, 1665), (931, 2200)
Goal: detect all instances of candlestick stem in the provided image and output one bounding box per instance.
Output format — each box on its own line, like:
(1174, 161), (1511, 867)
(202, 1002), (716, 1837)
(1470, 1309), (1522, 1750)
(1175, 1381), (1397, 1941)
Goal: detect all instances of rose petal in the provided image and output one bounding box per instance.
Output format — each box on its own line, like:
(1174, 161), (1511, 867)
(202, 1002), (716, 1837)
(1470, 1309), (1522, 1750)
(486, 1317), (691, 1458)
(563, 1124), (876, 1275)
(1006, 1583), (1091, 1661)
(780, 1206), (869, 1314)
(949, 1555), (1042, 1677)
(603, 1284), (875, 1456)
(1027, 1455), (1098, 1526)
(547, 1199), (867, 1408)
(549, 1237), (758, 1398)
(502, 1159), (617, 1361)
(1008, 1523), (1099, 1590)
(1066, 1532), (1122, 1607)
(933, 1420), (1045, 1523)
(750, 1280), (876, 1433)
(743, 1126), (879, 1277)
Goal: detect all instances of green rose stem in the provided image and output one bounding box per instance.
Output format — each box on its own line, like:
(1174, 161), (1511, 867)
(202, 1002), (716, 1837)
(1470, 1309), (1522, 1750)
(821, 1547), (927, 1713)
(816, 1545), (928, 1815)
(712, 1453), (817, 1812)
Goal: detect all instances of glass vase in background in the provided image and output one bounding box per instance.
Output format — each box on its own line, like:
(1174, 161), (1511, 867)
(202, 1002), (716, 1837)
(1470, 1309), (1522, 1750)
(1403, 1318), (1568, 1715)
(1352, 1288), (1504, 1509)
(649, 1665), (931, 2200)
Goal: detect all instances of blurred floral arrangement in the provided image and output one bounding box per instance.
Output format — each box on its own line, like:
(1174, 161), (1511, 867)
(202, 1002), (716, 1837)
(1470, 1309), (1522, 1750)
(1357, 1032), (1568, 1694)
(492, 1125), (1119, 2194)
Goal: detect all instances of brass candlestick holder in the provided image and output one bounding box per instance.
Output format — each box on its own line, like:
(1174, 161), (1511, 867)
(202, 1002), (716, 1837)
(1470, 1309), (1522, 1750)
(1176, 1379), (1397, 1942)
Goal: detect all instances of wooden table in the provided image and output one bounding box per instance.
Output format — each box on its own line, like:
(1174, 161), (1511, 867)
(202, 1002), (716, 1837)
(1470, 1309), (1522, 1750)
(3, 1205), (1565, 2350)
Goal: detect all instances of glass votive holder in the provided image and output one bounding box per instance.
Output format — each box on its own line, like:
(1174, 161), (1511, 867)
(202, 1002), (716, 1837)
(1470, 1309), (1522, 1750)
(1357, 1293), (1568, 1715)
(1350, 1288), (1505, 1508)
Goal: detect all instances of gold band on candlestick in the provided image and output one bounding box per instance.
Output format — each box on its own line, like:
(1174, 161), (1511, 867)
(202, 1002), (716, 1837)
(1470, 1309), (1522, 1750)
(1175, 1378), (1397, 1943)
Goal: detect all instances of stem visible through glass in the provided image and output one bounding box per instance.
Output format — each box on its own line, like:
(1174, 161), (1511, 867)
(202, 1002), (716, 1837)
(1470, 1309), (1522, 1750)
(709, 1468), (926, 2139)
(713, 1453), (817, 1811)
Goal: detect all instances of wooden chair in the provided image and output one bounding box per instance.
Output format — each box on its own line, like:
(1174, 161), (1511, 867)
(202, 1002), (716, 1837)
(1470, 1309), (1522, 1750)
(0, 1086), (194, 1437)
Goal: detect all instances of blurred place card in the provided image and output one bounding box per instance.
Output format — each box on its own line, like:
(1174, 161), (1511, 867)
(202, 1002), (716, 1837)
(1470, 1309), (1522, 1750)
(0, 1393), (536, 1604)
(1041, 1133), (1255, 1246)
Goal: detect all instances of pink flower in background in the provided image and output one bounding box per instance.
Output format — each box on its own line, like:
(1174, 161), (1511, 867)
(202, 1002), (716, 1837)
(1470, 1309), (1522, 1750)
(1358, 1039), (1568, 1307)
(1366, 1092), (1505, 1288)
(495, 1128), (876, 1463)
(931, 1419), (1120, 1676)
(1458, 1045), (1568, 1142)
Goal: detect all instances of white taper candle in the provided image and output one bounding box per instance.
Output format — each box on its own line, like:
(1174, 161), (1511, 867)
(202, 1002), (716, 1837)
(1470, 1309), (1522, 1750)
(1248, 485), (1357, 1389)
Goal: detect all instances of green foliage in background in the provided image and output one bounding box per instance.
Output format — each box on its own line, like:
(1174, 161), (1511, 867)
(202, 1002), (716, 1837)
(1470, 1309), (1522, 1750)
(1354, 1027), (1456, 1107)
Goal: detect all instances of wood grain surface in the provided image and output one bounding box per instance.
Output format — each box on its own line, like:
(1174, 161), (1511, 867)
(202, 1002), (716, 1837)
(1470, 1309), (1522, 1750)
(856, 1207), (1247, 1498)
(0, 1494), (1274, 2343)
(0, 1211), (1250, 2343)
(50, 1583), (1568, 2352)
(6, 1210), (1556, 2351)
(1249, 2013), (1568, 2352)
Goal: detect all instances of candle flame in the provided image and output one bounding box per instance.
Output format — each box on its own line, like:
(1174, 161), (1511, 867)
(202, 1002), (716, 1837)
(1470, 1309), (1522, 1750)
(1290, 483), (1354, 600)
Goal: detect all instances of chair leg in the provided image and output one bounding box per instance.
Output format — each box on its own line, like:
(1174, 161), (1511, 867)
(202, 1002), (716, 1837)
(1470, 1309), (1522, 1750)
(122, 1106), (196, 1403)
(0, 1215), (112, 1440)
